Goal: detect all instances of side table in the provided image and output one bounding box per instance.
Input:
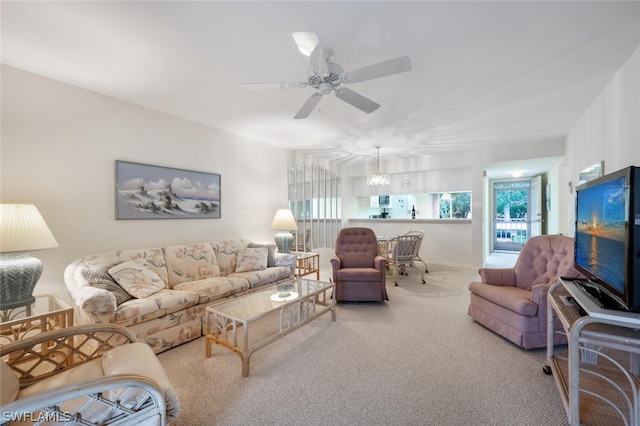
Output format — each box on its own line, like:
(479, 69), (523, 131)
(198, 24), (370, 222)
(293, 252), (320, 279)
(1, 293), (73, 346)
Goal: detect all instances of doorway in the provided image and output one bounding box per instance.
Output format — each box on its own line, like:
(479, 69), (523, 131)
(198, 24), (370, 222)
(492, 176), (542, 252)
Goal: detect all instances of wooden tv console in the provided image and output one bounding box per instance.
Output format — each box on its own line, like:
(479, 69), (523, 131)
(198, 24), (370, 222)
(546, 278), (640, 425)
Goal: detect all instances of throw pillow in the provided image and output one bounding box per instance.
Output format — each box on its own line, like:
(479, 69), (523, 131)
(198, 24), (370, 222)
(248, 243), (277, 267)
(108, 261), (165, 298)
(82, 265), (133, 305)
(235, 247), (269, 273)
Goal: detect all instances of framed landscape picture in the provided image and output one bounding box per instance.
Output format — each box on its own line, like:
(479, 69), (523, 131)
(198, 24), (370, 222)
(115, 160), (221, 220)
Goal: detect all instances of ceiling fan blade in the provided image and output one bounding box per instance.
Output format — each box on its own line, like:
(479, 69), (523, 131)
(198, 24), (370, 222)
(309, 42), (329, 75)
(241, 82), (308, 90)
(294, 92), (323, 119)
(291, 32), (319, 56)
(334, 88), (380, 113)
(341, 55), (412, 84)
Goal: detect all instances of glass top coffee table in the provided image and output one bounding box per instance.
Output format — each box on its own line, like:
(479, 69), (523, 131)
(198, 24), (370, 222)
(204, 278), (336, 377)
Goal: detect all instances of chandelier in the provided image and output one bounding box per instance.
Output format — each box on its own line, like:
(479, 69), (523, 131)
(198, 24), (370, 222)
(367, 145), (390, 186)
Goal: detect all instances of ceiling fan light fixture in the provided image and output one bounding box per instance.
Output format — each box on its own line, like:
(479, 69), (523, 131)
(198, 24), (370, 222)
(245, 33), (412, 119)
(367, 146), (390, 186)
(292, 32), (319, 57)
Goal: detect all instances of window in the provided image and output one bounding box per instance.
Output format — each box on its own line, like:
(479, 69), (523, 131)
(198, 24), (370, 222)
(432, 192), (471, 219)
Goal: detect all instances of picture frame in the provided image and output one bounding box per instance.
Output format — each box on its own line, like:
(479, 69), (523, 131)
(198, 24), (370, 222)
(115, 160), (221, 220)
(578, 161), (604, 186)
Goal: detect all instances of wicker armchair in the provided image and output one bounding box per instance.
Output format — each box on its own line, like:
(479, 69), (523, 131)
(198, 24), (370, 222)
(1, 324), (180, 425)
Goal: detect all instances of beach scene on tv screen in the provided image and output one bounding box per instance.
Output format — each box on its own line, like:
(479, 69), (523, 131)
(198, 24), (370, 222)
(575, 176), (626, 292)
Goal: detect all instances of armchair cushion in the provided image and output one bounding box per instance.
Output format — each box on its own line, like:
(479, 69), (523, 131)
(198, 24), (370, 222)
(1, 360), (19, 405)
(101, 342), (180, 419)
(336, 267), (386, 282)
(18, 358), (105, 400)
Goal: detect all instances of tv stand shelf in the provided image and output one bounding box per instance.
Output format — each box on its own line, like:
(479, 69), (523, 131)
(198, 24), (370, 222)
(547, 279), (640, 425)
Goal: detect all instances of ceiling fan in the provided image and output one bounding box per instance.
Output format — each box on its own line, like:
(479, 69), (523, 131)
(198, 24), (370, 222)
(242, 32), (412, 119)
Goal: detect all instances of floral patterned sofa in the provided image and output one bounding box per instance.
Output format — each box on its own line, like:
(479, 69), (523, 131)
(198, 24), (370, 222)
(64, 239), (295, 353)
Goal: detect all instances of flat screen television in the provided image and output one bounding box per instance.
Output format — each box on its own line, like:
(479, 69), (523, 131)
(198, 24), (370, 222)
(574, 165), (640, 312)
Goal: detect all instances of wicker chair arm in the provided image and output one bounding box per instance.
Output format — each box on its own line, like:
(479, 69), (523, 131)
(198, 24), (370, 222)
(1, 374), (166, 425)
(1, 324), (137, 387)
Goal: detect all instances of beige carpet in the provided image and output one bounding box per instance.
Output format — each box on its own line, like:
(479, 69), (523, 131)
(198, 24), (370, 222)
(157, 261), (568, 426)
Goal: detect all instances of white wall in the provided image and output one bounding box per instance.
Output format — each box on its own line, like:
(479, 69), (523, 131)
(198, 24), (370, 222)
(1, 65), (294, 302)
(340, 141), (567, 268)
(564, 46), (640, 235)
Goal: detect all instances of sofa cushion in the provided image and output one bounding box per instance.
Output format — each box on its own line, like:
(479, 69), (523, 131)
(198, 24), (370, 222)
(230, 266), (292, 289)
(468, 281), (538, 316)
(163, 243), (220, 287)
(82, 264), (133, 305)
(173, 277), (250, 304)
(248, 243), (277, 267)
(114, 289), (199, 326)
(109, 261), (166, 298)
(211, 239), (250, 276)
(235, 247), (269, 272)
(1, 359), (19, 405)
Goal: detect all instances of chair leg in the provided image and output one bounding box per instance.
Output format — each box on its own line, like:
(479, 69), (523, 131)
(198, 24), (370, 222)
(393, 263), (399, 286)
(415, 258), (428, 274)
(411, 261), (425, 284)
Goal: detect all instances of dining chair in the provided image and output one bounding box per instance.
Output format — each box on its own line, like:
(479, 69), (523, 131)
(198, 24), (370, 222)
(384, 233), (426, 286)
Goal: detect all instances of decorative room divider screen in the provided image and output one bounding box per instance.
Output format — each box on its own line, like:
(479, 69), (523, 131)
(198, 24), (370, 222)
(287, 165), (341, 250)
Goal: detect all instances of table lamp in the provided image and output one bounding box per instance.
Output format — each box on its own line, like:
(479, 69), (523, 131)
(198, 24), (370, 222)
(270, 209), (298, 253)
(0, 204), (59, 309)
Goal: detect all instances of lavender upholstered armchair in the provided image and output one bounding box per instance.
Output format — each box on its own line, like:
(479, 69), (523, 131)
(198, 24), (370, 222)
(330, 227), (388, 302)
(468, 235), (582, 349)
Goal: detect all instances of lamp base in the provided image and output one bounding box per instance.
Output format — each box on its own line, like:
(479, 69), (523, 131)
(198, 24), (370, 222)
(0, 253), (42, 310)
(274, 232), (294, 254)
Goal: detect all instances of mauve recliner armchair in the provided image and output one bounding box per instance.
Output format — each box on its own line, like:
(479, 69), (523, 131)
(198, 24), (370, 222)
(330, 227), (388, 302)
(468, 234), (582, 349)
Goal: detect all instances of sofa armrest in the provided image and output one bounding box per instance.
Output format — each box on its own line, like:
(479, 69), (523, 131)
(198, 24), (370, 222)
(275, 253), (296, 278)
(478, 267), (517, 286)
(275, 253), (296, 268)
(74, 285), (118, 314)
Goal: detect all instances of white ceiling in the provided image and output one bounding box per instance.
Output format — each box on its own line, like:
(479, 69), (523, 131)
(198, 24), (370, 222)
(2, 1), (640, 175)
